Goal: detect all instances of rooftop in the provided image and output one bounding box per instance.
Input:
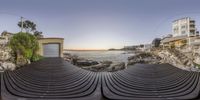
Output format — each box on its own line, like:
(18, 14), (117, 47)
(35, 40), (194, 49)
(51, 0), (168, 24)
(173, 17), (192, 22)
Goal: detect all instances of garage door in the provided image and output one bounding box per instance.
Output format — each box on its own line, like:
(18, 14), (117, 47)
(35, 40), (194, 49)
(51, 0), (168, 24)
(43, 44), (60, 57)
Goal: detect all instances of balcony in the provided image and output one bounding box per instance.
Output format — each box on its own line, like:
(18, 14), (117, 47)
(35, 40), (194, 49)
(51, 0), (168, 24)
(190, 20), (195, 25)
(190, 25), (195, 30)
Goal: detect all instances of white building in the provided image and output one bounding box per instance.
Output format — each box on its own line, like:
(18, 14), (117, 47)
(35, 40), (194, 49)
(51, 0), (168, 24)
(161, 17), (200, 47)
(172, 17), (197, 37)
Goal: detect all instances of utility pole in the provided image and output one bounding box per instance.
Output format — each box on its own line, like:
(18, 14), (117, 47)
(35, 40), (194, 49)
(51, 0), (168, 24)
(21, 17), (23, 32)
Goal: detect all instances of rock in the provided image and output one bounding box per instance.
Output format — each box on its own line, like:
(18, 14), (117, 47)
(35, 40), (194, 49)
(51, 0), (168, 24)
(194, 57), (200, 65)
(154, 48), (200, 71)
(76, 60), (99, 66)
(27, 59), (31, 64)
(0, 50), (11, 61)
(108, 62), (125, 72)
(16, 56), (29, 66)
(89, 61), (126, 72)
(63, 53), (73, 62)
(0, 42), (17, 71)
(81, 66), (91, 70)
(127, 60), (145, 65)
(0, 61), (16, 71)
(128, 52), (152, 61)
(127, 52), (161, 65)
(89, 61), (112, 72)
(90, 64), (107, 72)
(193, 53), (200, 65)
(100, 61), (112, 65)
(94, 63), (109, 68)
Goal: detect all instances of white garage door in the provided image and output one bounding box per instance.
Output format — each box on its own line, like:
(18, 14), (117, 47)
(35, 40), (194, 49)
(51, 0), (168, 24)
(43, 44), (60, 57)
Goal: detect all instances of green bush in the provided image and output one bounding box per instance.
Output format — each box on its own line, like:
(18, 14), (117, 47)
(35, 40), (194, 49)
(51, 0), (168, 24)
(9, 32), (42, 63)
(194, 63), (200, 69)
(31, 54), (43, 62)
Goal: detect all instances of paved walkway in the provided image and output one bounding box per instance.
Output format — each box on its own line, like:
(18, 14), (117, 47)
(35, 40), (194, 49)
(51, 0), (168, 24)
(1, 58), (200, 100)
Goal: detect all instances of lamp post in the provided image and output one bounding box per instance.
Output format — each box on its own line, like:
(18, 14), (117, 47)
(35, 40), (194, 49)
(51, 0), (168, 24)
(20, 17), (24, 32)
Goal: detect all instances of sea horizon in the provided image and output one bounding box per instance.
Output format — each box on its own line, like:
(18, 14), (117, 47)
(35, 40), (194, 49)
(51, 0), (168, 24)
(64, 49), (122, 51)
(64, 50), (135, 64)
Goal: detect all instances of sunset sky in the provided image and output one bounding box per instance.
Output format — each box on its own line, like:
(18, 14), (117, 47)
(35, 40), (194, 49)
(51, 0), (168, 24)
(0, 0), (200, 50)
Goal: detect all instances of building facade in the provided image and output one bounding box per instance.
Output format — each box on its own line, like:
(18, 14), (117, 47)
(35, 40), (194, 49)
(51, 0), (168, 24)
(172, 17), (197, 37)
(161, 17), (200, 48)
(0, 31), (64, 57)
(37, 38), (64, 57)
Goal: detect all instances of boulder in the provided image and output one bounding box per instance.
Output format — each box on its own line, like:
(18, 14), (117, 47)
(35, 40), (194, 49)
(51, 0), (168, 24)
(90, 65), (106, 72)
(63, 53), (73, 61)
(16, 56), (29, 66)
(127, 52), (161, 66)
(127, 60), (145, 65)
(155, 48), (200, 71)
(0, 50), (11, 61)
(194, 57), (200, 65)
(108, 62), (125, 72)
(89, 61), (112, 72)
(100, 61), (112, 66)
(76, 60), (99, 66)
(0, 61), (16, 71)
(193, 53), (200, 65)
(128, 53), (152, 61)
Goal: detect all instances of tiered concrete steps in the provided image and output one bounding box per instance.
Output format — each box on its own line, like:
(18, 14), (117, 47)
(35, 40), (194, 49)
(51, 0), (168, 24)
(1, 58), (200, 100)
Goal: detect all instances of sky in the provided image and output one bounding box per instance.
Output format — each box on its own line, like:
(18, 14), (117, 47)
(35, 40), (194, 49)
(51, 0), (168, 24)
(1, 0), (200, 50)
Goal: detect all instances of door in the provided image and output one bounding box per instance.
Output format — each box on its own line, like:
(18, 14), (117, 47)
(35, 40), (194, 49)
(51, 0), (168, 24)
(43, 44), (60, 57)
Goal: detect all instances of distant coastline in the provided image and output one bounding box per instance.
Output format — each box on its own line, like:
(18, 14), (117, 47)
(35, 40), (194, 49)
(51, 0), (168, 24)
(64, 49), (123, 51)
(64, 49), (108, 51)
(64, 45), (144, 51)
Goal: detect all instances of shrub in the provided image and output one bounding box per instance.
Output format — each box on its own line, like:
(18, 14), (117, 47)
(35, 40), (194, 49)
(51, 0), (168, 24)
(9, 32), (42, 63)
(31, 54), (43, 62)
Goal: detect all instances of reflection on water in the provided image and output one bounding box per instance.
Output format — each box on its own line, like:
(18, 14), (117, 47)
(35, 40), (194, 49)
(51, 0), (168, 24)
(64, 50), (135, 63)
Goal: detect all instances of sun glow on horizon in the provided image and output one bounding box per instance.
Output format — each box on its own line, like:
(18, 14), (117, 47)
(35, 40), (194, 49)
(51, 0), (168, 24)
(64, 48), (109, 51)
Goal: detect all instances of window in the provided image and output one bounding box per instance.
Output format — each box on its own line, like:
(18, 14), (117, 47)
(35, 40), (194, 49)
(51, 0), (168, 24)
(181, 25), (186, 29)
(181, 31), (186, 34)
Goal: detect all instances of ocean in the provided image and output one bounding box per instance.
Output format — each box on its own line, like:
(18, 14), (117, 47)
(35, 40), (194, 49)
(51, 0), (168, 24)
(64, 50), (135, 63)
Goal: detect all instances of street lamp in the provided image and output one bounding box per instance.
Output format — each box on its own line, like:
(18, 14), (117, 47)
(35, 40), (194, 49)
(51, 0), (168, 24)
(20, 17), (24, 32)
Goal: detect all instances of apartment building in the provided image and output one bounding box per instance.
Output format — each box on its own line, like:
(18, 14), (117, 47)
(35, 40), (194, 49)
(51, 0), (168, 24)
(161, 17), (200, 48)
(172, 17), (197, 37)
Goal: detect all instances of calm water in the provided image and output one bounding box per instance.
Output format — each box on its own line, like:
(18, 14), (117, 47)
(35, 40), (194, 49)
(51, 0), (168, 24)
(64, 50), (135, 63)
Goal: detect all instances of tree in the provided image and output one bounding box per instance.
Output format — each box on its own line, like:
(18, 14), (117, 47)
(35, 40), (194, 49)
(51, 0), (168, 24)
(18, 20), (36, 33)
(9, 32), (40, 62)
(34, 31), (43, 38)
(152, 38), (161, 47)
(18, 20), (43, 37)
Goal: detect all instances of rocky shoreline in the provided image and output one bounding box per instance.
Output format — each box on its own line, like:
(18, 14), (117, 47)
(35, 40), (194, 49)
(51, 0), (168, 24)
(127, 52), (162, 65)
(127, 47), (200, 72)
(63, 53), (126, 72)
(64, 46), (200, 72)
